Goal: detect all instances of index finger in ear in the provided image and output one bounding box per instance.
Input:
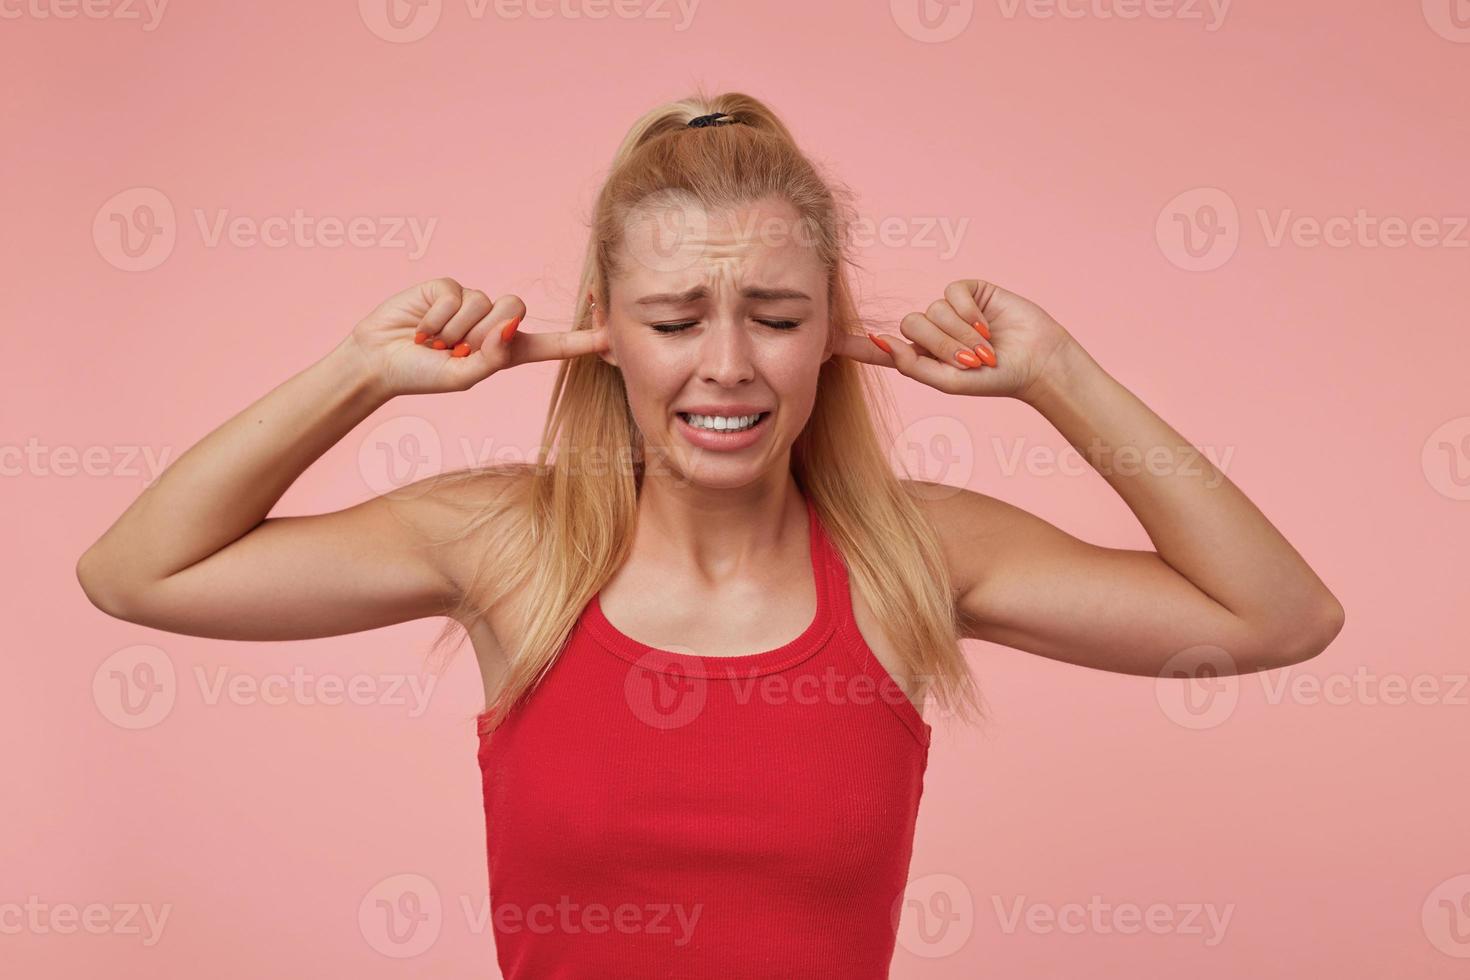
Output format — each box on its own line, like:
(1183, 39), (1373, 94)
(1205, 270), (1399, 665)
(830, 331), (895, 366)
(512, 326), (611, 364)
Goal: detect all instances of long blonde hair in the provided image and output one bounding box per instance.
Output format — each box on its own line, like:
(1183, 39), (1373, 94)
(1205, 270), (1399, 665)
(417, 89), (985, 733)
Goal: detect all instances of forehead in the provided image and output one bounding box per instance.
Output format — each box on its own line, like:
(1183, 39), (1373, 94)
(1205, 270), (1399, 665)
(612, 195), (826, 297)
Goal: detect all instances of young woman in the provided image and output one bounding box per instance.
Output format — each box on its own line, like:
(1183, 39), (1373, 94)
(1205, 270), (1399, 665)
(76, 91), (1344, 978)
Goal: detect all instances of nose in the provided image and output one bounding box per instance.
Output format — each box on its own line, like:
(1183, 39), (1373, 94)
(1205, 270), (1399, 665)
(696, 318), (755, 387)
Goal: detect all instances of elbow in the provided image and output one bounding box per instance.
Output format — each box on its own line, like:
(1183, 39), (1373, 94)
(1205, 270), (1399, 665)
(76, 548), (136, 621)
(1249, 596), (1345, 671)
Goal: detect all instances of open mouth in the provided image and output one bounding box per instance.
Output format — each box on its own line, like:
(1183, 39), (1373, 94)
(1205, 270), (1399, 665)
(675, 411), (770, 434)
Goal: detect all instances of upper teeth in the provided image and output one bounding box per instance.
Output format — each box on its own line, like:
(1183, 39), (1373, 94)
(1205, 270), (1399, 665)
(684, 413), (761, 432)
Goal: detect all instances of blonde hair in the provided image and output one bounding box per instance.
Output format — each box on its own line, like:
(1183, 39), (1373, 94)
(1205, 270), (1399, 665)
(417, 88), (985, 734)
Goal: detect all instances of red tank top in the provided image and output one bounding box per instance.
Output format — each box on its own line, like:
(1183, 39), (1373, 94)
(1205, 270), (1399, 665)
(476, 494), (932, 978)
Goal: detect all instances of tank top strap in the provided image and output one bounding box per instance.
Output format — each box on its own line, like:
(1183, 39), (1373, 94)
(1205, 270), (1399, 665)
(804, 494), (933, 748)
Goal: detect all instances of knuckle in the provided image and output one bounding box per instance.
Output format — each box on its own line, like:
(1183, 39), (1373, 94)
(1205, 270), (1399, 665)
(898, 312), (926, 336)
(926, 299), (951, 321)
(494, 294), (528, 319)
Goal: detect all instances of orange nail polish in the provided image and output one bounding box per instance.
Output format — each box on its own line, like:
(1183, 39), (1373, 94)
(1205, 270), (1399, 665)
(869, 334), (893, 355)
(431, 338), (447, 350)
(413, 331), (428, 344)
(955, 349), (981, 368)
(972, 319), (991, 340)
(974, 345), (997, 367)
(500, 315), (523, 344)
(452, 342), (471, 357)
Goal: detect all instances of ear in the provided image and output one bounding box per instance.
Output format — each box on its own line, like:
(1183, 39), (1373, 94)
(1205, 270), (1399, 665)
(590, 293), (619, 367)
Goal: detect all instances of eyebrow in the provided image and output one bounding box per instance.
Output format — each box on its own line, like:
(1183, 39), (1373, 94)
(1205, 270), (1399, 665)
(633, 285), (813, 307)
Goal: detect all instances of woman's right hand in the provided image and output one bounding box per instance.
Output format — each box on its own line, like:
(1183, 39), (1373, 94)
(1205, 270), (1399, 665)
(347, 277), (610, 397)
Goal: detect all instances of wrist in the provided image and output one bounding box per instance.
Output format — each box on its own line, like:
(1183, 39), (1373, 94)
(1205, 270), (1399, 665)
(326, 334), (396, 407)
(1017, 336), (1095, 413)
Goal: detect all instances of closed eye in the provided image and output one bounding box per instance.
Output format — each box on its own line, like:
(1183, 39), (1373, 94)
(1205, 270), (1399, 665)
(651, 319), (802, 334)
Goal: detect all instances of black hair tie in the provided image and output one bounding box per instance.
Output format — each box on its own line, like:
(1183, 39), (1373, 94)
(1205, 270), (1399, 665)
(687, 112), (738, 128)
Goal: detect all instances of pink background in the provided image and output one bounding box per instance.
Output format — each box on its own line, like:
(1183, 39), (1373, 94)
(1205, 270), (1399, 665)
(5, 2), (1468, 977)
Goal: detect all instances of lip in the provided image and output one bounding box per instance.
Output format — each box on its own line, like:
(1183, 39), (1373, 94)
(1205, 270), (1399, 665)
(673, 408), (772, 452)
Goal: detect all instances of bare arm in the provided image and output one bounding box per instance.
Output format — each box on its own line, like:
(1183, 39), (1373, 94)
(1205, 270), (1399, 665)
(75, 278), (606, 641)
(927, 340), (1344, 676)
(73, 338), (457, 639)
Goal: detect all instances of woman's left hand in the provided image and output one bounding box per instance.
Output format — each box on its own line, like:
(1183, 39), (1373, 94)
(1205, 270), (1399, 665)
(835, 279), (1077, 401)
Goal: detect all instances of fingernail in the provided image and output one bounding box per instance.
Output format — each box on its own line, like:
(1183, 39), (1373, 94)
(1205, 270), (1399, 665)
(452, 342), (471, 358)
(955, 349), (981, 369)
(500, 315), (523, 344)
(869, 334), (893, 355)
(413, 331), (428, 345)
(974, 345), (997, 367)
(972, 319), (991, 340)
(430, 339), (448, 350)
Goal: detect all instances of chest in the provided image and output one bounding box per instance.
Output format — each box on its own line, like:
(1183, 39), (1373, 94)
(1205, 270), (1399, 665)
(464, 584), (923, 716)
